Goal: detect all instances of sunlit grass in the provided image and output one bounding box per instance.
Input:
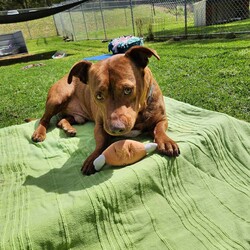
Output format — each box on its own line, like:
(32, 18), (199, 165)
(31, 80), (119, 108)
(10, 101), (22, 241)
(0, 36), (249, 128)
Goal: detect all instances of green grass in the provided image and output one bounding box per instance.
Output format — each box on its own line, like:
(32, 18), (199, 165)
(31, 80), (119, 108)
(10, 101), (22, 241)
(148, 38), (250, 122)
(0, 36), (249, 129)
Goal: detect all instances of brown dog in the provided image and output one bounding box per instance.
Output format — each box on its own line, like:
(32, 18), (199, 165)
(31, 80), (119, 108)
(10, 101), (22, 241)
(31, 46), (180, 175)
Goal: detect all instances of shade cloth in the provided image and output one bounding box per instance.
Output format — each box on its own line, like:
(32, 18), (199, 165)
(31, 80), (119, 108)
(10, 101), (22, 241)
(0, 97), (249, 249)
(0, 0), (89, 24)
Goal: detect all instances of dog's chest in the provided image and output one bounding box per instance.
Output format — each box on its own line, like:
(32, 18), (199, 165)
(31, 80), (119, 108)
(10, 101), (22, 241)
(123, 130), (142, 138)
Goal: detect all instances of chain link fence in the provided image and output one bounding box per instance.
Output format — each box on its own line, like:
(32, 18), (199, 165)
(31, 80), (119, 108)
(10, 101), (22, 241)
(53, 0), (250, 41)
(0, 16), (57, 40)
(0, 0), (249, 40)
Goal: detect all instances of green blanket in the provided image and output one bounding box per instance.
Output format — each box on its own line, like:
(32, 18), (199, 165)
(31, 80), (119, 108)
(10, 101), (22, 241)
(1, 97), (250, 250)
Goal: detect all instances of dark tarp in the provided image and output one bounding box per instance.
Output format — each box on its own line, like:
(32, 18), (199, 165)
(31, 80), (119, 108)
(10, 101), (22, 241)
(0, 0), (89, 24)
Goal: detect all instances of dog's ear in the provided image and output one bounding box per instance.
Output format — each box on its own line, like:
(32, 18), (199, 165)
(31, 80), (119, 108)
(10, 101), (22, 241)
(125, 46), (160, 68)
(67, 60), (92, 84)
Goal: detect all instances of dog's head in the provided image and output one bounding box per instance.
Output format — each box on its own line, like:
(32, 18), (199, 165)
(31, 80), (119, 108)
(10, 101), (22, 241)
(68, 46), (160, 136)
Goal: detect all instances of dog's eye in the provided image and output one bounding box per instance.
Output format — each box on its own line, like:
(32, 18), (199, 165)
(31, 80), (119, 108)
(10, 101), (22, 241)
(124, 87), (132, 95)
(96, 92), (104, 101)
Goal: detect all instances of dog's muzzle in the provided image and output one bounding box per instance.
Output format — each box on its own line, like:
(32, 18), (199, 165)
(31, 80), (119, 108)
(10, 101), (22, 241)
(107, 120), (127, 135)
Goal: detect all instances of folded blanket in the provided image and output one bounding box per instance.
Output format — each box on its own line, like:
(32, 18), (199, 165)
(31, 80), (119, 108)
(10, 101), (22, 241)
(83, 54), (112, 61)
(1, 97), (249, 250)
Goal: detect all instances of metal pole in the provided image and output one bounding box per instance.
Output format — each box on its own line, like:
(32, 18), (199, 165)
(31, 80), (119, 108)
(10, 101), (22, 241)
(69, 9), (76, 41)
(184, 0), (188, 37)
(25, 22), (32, 39)
(99, 0), (107, 40)
(175, 3), (178, 21)
(93, 4), (98, 38)
(152, 2), (156, 16)
(124, 8), (128, 26)
(59, 12), (66, 37)
(52, 15), (59, 36)
(81, 3), (89, 39)
(130, 0), (135, 36)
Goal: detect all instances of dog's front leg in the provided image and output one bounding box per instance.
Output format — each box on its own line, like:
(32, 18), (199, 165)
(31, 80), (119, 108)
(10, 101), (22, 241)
(154, 119), (180, 157)
(81, 123), (111, 175)
(32, 111), (55, 142)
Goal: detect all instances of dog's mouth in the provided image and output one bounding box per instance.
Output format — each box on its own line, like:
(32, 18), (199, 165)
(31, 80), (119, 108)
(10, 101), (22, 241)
(106, 129), (142, 138)
(105, 125), (132, 137)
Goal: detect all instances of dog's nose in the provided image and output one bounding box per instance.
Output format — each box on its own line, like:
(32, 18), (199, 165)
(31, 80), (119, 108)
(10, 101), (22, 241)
(110, 122), (126, 134)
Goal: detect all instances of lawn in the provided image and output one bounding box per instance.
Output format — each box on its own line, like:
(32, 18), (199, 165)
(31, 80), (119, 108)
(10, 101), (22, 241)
(0, 36), (249, 129)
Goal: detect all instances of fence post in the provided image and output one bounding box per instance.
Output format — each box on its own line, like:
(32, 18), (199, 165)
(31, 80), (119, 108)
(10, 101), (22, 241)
(59, 12), (66, 37)
(129, 0), (135, 36)
(184, 0), (188, 37)
(53, 15), (59, 36)
(92, 4), (98, 38)
(124, 8), (128, 26)
(69, 10), (77, 41)
(25, 22), (32, 39)
(99, 0), (107, 40)
(80, 3), (89, 39)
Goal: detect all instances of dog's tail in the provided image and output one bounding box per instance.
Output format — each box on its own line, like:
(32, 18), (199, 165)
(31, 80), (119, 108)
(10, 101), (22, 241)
(24, 118), (37, 123)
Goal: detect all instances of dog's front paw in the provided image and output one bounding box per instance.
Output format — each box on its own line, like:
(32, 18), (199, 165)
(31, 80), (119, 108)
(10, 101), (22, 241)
(156, 137), (180, 157)
(81, 155), (98, 175)
(32, 128), (46, 142)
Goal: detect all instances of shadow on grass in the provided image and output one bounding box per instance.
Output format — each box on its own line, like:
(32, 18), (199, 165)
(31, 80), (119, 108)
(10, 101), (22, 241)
(0, 51), (72, 67)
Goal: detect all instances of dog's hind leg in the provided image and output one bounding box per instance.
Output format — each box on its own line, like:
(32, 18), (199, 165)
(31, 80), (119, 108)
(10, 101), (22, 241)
(57, 116), (78, 137)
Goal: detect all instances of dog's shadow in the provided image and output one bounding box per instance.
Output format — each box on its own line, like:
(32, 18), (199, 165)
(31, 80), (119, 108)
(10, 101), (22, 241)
(23, 121), (115, 194)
